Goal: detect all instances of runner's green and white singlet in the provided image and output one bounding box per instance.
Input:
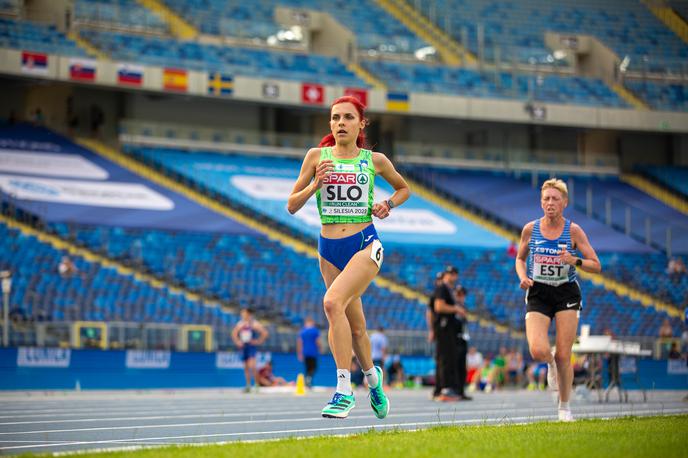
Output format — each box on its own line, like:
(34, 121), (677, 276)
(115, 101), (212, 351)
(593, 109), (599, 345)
(316, 147), (375, 224)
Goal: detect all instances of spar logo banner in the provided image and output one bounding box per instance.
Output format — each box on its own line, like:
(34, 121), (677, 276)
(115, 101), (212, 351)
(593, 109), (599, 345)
(0, 174), (174, 210)
(17, 347), (71, 368)
(215, 351), (271, 369)
(0, 150), (109, 179)
(125, 350), (171, 369)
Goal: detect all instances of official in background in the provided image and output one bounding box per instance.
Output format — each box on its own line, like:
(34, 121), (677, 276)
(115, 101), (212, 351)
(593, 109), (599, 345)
(454, 285), (472, 400)
(434, 266), (463, 401)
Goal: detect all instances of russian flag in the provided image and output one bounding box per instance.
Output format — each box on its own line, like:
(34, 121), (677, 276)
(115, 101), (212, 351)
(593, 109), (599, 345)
(69, 58), (96, 82)
(117, 63), (143, 86)
(21, 51), (48, 74)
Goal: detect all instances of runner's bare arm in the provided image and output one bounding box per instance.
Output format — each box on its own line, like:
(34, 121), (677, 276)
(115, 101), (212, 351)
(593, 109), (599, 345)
(372, 152), (410, 218)
(516, 223), (534, 290)
(287, 148), (333, 214)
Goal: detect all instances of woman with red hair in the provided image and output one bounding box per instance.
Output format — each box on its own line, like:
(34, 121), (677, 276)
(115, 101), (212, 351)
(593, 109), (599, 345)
(288, 96), (410, 419)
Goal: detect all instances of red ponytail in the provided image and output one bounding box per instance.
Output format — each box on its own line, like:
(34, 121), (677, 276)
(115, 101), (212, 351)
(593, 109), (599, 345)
(318, 95), (368, 148)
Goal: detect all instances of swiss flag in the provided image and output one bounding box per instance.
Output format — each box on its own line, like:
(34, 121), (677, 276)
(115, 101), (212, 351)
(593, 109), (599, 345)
(344, 88), (368, 106)
(301, 83), (324, 105)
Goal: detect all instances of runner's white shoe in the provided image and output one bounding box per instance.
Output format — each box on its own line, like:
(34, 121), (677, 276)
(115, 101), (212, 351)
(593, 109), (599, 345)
(558, 409), (574, 422)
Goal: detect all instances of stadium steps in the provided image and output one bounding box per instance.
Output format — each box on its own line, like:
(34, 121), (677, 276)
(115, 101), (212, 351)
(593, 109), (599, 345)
(0, 211), (227, 311)
(375, 0), (476, 66)
(135, 0), (197, 39)
(645, 1), (688, 44)
(82, 138), (521, 338)
(613, 83), (649, 110)
(409, 178), (684, 321)
(620, 173), (688, 215)
(347, 62), (385, 89)
(68, 31), (109, 60)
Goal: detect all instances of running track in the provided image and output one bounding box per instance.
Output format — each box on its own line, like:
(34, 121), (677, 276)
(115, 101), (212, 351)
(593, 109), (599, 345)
(0, 388), (686, 455)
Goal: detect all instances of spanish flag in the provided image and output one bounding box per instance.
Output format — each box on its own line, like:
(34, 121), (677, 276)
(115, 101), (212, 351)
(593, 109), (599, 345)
(386, 92), (409, 112)
(208, 72), (233, 96)
(163, 68), (187, 92)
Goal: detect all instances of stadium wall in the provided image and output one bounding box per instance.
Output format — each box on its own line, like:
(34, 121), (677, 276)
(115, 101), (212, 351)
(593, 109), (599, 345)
(0, 347), (685, 391)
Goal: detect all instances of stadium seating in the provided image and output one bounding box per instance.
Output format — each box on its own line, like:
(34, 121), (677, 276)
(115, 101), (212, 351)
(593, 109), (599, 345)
(597, 252), (688, 308)
(0, 222), (238, 328)
(162, 0), (429, 55)
(46, 223), (515, 341)
(80, 29), (367, 86)
(624, 79), (688, 112)
(565, 174), (688, 255)
(400, 166), (655, 253)
(424, 0), (688, 72)
(640, 165), (688, 198)
(0, 18), (90, 57)
(75, 0), (167, 32)
(361, 60), (629, 107)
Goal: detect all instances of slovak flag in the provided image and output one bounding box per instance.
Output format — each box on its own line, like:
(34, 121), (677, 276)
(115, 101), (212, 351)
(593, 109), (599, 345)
(117, 63), (143, 86)
(69, 58), (97, 82)
(301, 83), (324, 105)
(21, 51), (48, 74)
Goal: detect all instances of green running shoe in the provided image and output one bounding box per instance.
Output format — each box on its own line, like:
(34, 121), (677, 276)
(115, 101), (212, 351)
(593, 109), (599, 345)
(369, 366), (390, 419)
(321, 392), (355, 418)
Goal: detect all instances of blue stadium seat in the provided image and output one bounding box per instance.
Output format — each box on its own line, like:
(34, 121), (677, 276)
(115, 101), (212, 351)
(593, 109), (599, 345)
(0, 18), (91, 57)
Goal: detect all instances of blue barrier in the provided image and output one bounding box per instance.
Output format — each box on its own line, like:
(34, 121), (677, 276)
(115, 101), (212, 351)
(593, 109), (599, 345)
(2, 348), (687, 391)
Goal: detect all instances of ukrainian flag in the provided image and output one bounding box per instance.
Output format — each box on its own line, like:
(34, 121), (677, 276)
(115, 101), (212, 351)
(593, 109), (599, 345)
(386, 92), (409, 112)
(208, 72), (233, 96)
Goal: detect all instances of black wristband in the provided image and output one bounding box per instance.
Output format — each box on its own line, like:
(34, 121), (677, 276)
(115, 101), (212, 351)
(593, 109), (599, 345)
(575, 258), (583, 267)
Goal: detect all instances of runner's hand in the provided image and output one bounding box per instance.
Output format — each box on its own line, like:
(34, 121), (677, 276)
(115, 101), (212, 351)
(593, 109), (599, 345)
(519, 277), (534, 290)
(372, 201), (391, 219)
(313, 160), (334, 189)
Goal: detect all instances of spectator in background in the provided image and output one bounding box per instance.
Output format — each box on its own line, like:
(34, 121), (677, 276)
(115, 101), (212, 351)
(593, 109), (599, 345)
(667, 342), (681, 360)
(505, 348), (524, 387)
(231, 308), (269, 393)
(427, 272), (443, 400)
(256, 361), (290, 387)
(31, 108), (44, 126)
(58, 256), (78, 278)
(90, 104), (104, 138)
(454, 285), (471, 400)
(659, 319), (674, 338)
(297, 317), (321, 388)
(466, 346), (483, 387)
(387, 355), (405, 387)
(667, 257), (687, 283)
(370, 327), (388, 374)
(507, 240), (518, 258)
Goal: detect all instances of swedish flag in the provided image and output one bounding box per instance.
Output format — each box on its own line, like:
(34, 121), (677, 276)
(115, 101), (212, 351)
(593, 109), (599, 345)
(208, 72), (233, 96)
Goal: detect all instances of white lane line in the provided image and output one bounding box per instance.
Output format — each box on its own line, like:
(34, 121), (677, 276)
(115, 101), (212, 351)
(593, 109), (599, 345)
(0, 403), (530, 426)
(1, 404), (685, 435)
(1, 409), (684, 452)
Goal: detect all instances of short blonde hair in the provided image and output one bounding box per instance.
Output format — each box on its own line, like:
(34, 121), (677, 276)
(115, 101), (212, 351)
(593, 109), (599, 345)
(541, 178), (568, 200)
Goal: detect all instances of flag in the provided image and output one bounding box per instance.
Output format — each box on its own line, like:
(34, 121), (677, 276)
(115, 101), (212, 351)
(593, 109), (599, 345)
(21, 51), (48, 75)
(344, 88), (368, 106)
(163, 68), (187, 92)
(117, 63), (143, 86)
(386, 92), (409, 111)
(302, 83), (324, 105)
(207, 72), (233, 96)
(69, 58), (96, 82)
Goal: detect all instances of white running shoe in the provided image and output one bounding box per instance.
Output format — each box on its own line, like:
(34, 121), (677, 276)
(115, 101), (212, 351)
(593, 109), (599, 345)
(558, 409), (574, 422)
(547, 350), (558, 392)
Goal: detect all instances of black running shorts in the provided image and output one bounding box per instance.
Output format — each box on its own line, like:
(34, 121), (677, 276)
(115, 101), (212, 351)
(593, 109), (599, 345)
(525, 281), (582, 319)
